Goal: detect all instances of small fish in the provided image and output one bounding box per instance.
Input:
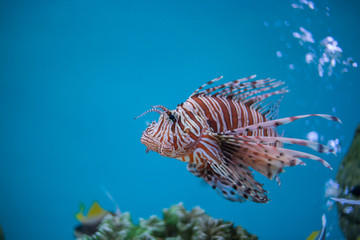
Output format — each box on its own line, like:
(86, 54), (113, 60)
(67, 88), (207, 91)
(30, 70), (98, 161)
(74, 201), (111, 238)
(330, 197), (360, 205)
(136, 76), (340, 203)
(306, 215), (327, 240)
(74, 188), (120, 238)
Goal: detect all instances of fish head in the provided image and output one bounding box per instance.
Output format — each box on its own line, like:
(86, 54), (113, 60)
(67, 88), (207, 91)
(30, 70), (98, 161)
(140, 112), (174, 156)
(137, 105), (203, 158)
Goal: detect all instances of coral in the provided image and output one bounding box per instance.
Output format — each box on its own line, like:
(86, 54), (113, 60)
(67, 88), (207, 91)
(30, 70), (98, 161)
(336, 124), (360, 240)
(76, 203), (257, 240)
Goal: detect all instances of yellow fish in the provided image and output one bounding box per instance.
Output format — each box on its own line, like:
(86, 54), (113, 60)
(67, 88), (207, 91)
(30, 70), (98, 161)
(306, 231), (320, 240)
(74, 201), (110, 237)
(306, 215), (326, 240)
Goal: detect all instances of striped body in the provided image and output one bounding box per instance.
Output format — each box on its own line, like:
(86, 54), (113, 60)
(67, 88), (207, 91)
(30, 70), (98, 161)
(176, 96), (278, 165)
(137, 76), (341, 203)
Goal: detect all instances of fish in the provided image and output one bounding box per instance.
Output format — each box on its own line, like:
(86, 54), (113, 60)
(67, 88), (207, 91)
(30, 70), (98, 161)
(74, 188), (120, 237)
(306, 214), (327, 240)
(74, 201), (112, 238)
(136, 75), (341, 203)
(330, 197), (360, 205)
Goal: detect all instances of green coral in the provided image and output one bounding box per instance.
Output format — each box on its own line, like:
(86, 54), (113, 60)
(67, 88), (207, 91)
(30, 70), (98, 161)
(76, 203), (257, 240)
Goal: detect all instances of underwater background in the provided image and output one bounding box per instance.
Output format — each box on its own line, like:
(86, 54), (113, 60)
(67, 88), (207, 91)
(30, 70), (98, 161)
(1, 0), (360, 239)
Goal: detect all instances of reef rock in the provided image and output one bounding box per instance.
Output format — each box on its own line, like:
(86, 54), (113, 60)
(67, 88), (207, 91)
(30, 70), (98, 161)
(76, 203), (257, 240)
(336, 124), (360, 240)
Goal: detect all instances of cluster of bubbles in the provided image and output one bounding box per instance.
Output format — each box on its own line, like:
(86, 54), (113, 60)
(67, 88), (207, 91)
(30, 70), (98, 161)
(291, 0), (330, 16)
(270, 0), (358, 77)
(302, 35), (357, 77)
(293, 27), (314, 44)
(291, 0), (315, 10)
(291, 27), (357, 77)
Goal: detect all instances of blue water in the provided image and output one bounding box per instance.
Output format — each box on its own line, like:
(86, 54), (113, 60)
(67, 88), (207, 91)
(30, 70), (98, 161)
(1, 0), (359, 239)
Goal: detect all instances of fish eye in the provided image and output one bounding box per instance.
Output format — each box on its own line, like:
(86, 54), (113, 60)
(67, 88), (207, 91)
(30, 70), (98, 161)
(168, 113), (176, 122)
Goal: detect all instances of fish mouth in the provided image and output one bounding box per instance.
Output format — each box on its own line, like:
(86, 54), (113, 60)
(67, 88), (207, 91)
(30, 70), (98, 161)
(140, 129), (178, 157)
(140, 132), (159, 153)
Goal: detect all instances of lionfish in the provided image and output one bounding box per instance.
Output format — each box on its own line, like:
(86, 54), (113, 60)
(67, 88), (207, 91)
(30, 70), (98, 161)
(135, 75), (341, 203)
